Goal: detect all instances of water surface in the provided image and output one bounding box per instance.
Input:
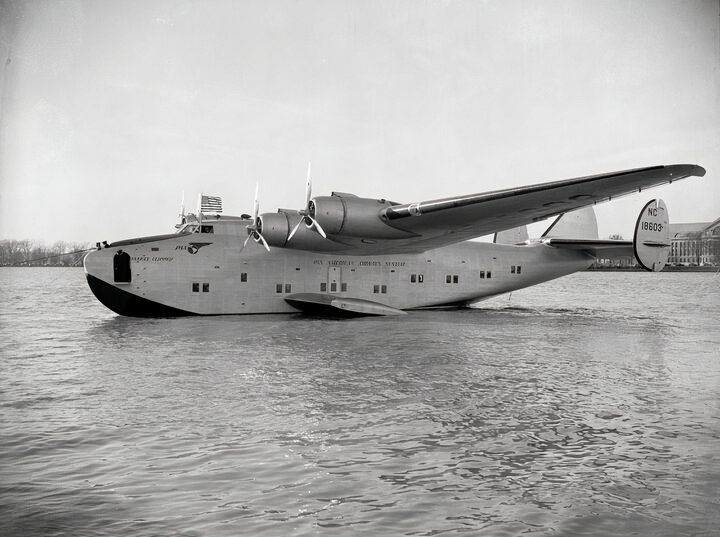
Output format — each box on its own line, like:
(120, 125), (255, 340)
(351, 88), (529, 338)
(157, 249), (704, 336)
(1, 268), (719, 536)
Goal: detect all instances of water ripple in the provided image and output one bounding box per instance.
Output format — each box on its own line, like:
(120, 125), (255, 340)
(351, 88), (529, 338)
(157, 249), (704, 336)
(1, 268), (719, 536)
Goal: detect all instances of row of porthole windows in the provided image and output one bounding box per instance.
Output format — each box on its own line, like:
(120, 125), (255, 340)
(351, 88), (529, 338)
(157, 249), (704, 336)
(276, 283), (292, 293)
(320, 282), (348, 292)
(510, 265), (522, 274)
(450, 271), (496, 281)
(195, 269), (507, 295)
(426, 272), (495, 283)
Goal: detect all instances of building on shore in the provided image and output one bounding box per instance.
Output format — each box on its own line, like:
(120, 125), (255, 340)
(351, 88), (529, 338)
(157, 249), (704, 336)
(591, 216), (720, 269)
(668, 217), (720, 266)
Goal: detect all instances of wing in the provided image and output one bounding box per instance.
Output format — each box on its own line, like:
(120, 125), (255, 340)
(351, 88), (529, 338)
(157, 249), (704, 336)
(367, 163), (705, 253)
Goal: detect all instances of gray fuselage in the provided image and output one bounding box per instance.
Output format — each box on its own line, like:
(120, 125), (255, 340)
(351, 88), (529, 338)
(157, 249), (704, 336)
(84, 217), (593, 316)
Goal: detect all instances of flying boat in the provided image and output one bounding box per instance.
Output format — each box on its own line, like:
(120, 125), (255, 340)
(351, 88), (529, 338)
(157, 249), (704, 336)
(84, 164), (706, 317)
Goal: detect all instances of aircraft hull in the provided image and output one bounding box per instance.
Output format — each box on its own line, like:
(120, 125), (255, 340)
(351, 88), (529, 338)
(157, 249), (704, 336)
(84, 232), (592, 317)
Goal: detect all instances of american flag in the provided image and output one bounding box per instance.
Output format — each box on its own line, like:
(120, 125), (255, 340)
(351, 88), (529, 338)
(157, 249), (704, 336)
(200, 195), (223, 213)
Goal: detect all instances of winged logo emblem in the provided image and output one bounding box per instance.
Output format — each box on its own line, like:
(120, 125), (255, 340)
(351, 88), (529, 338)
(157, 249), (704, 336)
(187, 242), (212, 254)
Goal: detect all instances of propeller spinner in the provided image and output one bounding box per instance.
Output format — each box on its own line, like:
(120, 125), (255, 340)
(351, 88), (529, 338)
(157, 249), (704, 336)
(288, 163), (327, 241)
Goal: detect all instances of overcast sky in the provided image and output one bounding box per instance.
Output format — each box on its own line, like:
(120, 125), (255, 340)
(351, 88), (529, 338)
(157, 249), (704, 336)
(1, 0), (718, 244)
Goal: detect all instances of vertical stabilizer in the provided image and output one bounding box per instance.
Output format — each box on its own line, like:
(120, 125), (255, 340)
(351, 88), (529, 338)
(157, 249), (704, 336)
(542, 207), (598, 239)
(493, 225), (529, 244)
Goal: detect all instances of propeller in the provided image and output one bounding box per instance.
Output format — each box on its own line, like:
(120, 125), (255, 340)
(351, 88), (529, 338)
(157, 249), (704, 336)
(175, 190), (186, 229)
(241, 183), (270, 253)
(287, 162), (327, 241)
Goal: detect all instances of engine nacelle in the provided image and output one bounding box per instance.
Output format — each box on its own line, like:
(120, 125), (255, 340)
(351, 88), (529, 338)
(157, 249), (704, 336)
(257, 211), (346, 252)
(311, 194), (413, 239)
(257, 212), (292, 247)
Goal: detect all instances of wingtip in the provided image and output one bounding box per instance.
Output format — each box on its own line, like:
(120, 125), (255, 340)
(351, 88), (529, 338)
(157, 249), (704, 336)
(666, 163), (706, 178)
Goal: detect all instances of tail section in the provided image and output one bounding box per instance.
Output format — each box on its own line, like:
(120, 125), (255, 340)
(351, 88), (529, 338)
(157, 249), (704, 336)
(542, 206), (599, 240)
(540, 201), (670, 272)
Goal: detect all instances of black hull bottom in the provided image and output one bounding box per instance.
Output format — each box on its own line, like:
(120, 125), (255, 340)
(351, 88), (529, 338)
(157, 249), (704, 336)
(86, 274), (194, 317)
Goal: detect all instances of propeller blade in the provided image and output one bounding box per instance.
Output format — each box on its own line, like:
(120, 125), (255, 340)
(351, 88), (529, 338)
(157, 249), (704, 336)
(240, 233), (251, 253)
(287, 218), (303, 241)
(256, 233), (270, 252)
(309, 216), (327, 239)
(253, 182), (260, 221)
(305, 162), (312, 208)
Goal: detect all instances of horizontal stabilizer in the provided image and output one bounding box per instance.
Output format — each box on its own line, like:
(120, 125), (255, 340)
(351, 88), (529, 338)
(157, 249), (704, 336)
(544, 238), (633, 257)
(285, 293), (407, 316)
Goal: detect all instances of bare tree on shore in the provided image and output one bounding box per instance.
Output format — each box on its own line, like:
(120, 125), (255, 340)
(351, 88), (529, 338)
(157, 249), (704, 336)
(0, 239), (92, 266)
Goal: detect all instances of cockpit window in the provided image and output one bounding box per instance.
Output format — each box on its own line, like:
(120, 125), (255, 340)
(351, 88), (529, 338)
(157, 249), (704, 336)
(200, 225), (214, 234)
(177, 223), (199, 234)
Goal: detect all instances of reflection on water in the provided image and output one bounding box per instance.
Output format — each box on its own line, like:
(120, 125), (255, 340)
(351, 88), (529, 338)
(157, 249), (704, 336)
(1, 268), (719, 536)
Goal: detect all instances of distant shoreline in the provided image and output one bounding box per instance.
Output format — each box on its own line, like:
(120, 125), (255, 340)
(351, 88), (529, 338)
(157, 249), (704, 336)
(1, 265), (86, 268)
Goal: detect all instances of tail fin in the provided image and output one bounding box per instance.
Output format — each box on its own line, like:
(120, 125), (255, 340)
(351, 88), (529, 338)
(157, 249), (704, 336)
(494, 225), (529, 245)
(542, 207), (598, 240)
